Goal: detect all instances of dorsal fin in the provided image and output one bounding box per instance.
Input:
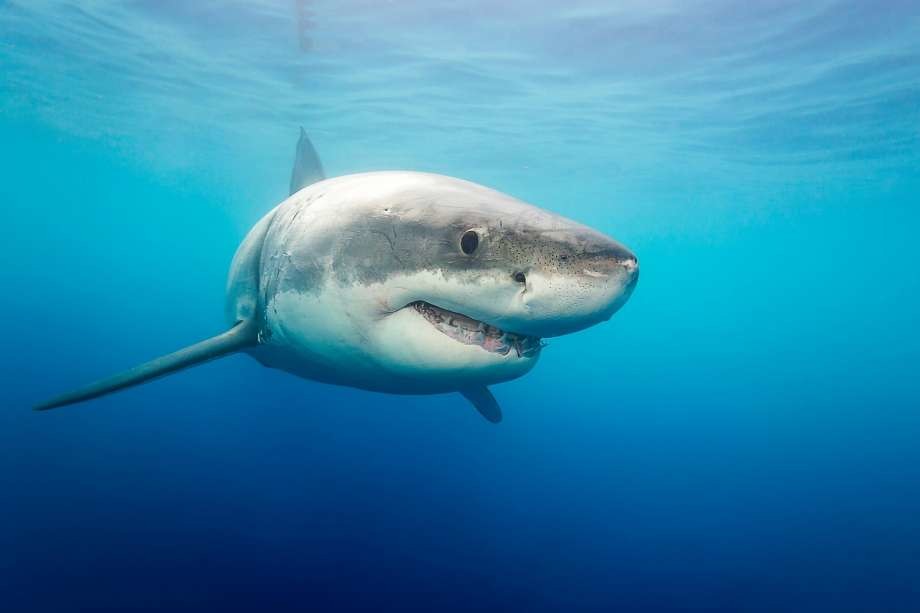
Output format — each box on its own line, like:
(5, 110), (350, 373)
(460, 386), (503, 423)
(289, 127), (325, 195)
(33, 320), (258, 411)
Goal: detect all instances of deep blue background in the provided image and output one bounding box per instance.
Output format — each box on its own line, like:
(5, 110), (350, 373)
(3, 2), (920, 611)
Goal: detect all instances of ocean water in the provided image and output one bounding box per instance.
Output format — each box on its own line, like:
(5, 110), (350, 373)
(2, 1), (919, 611)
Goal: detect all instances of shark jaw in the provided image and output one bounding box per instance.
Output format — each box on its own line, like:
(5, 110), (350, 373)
(410, 301), (543, 358)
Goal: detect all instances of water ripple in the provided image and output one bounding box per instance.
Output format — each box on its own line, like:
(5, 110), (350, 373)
(1, 0), (918, 177)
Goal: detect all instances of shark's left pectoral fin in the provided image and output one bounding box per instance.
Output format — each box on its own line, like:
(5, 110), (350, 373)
(33, 320), (258, 411)
(460, 386), (502, 423)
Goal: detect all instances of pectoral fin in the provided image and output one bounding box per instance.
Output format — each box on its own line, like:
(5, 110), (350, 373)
(33, 320), (258, 411)
(460, 386), (502, 423)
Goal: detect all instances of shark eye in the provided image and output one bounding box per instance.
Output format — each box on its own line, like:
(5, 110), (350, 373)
(513, 272), (526, 283)
(460, 230), (479, 255)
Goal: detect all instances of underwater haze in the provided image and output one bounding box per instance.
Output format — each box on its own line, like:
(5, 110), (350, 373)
(2, 1), (920, 611)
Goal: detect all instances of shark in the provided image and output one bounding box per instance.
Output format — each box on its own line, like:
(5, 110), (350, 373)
(35, 129), (639, 422)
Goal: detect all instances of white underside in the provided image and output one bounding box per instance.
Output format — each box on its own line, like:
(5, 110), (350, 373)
(260, 274), (538, 394)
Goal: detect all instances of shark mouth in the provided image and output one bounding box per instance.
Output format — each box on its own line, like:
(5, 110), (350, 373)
(411, 301), (542, 358)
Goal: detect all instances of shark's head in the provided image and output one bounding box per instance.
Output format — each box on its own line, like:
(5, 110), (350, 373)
(265, 172), (638, 392)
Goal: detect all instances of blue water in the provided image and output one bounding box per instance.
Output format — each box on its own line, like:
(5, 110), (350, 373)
(2, 2), (920, 611)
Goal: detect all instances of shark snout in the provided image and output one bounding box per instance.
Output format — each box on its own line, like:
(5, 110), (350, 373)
(620, 250), (638, 273)
(615, 248), (639, 288)
(577, 235), (637, 280)
(623, 254), (639, 287)
(499, 237), (638, 338)
(590, 240), (638, 310)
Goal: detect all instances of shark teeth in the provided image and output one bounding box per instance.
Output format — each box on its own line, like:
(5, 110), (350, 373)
(411, 301), (542, 358)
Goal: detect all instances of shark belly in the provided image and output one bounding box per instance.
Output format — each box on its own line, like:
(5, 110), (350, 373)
(253, 279), (539, 395)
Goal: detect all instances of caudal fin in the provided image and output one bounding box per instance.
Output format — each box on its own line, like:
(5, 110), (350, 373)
(34, 320), (258, 411)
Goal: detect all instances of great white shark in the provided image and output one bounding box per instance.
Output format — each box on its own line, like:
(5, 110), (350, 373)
(35, 130), (639, 422)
